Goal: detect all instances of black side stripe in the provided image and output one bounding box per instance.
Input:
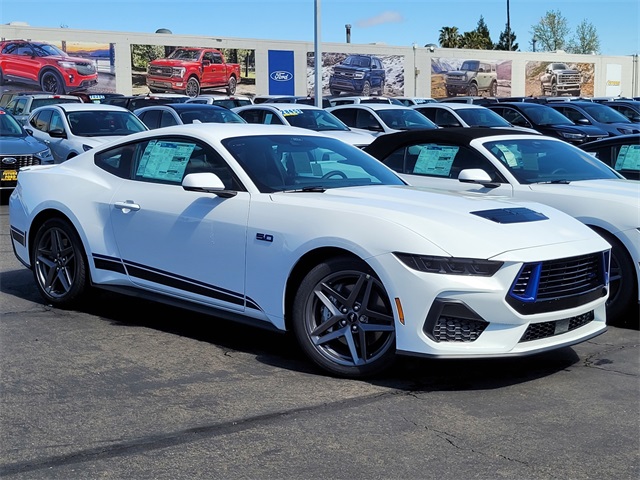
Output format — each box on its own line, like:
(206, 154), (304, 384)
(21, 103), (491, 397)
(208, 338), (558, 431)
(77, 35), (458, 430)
(92, 254), (260, 310)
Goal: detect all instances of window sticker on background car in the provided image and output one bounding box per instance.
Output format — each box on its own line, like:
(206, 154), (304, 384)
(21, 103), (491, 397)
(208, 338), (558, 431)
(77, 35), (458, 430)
(136, 140), (196, 182)
(281, 109), (303, 116)
(412, 144), (457, 176)
(615, 144), (640, 172)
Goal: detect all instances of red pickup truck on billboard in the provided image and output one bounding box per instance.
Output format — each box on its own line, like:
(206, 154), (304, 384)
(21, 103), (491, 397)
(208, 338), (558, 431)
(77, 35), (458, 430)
(146, 47), (241, 98)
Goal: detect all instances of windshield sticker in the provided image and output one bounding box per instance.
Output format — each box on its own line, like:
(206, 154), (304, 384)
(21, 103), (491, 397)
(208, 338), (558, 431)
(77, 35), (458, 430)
(413, 145), (456, 176)
(136, 140), (196, 182)
(281, 109), (303, 116)
(614, 144), (640, 171)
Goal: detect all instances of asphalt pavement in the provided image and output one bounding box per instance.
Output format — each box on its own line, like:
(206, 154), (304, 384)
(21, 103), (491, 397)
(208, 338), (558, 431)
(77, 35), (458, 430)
(0, 203), (638, 480)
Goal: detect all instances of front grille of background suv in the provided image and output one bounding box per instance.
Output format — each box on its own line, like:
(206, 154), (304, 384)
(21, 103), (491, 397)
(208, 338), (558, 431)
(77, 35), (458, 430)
(507, 252), (608, 315)
(0, 154), (38, 171)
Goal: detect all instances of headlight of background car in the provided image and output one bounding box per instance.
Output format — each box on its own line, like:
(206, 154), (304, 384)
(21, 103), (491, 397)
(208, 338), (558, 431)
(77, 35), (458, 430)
(34, 148), (54, 164)
(353, 71), (365, 79)
(559, 131), (586, 140)
(394, 253), (503, 276)
(617, 127), (636, 134)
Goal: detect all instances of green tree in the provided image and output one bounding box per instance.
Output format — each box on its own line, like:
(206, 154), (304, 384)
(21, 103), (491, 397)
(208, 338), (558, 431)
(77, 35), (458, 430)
(530, 9), (571, 51)
(495, 24), (518, 51)
(438, 26), (461, 48)
(474, 15), (494, 49)
(460, 30), (487, 50)
(567, 19), (600, 54)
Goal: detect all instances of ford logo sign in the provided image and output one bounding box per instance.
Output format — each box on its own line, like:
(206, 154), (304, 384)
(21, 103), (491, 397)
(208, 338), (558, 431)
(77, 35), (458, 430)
(1, 157), (17, 166)
(270, 71), (293, 82)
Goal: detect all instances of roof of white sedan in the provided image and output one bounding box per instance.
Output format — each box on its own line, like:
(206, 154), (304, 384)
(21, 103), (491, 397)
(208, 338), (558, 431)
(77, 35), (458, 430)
(33, 103), (131, 113)
(234, 103), (322, 112)
(413, 103), (494, 111)
(327, 104), (417, 112)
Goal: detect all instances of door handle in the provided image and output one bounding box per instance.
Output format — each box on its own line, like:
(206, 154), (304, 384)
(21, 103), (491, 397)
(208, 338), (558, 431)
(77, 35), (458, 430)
(114, 201), (141, 213)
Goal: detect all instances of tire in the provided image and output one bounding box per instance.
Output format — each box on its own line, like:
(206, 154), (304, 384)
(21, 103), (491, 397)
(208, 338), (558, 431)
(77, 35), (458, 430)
(361, 81), (371, 96)
(185, 77), (201, 97)
(40, 70), (66, 94)
(226, 76), (237, 95)
(489, 80), (497, 96)
(330, 89), (340, 96)
(446, 89), (454, 97)
(551, 82), (558, 96)
(32, 218), (89, 307)
(292, 256), (396, 378)
(540, 83), (546, 95)
(0, 68), (4, 86)
(467, 83), (478, 96)
(148, 87), (162, 93)
(598, 231), (637, 326)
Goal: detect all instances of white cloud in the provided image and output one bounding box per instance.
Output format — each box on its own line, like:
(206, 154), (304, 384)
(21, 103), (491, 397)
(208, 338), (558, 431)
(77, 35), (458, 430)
(356, 11), (403, 28)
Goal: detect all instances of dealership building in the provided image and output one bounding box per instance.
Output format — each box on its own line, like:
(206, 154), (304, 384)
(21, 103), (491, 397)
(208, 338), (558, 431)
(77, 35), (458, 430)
(2, 23), (639, 99)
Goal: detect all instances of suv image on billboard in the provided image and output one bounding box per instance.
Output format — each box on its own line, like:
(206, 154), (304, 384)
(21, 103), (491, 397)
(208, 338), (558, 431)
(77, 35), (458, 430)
(0, 40), (99, 94)
(329, 54), (386, 96)
(445, 60), (497, 97)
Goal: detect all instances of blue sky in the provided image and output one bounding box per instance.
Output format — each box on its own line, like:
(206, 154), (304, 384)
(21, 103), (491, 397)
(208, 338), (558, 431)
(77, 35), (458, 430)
(2, 0), (638, 56)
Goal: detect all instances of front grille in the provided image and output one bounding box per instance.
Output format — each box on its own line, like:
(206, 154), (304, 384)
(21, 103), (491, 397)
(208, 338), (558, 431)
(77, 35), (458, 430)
(0, 154), (38, 170)
(507, 252), (608, 314)
(558, 73), (581, 83)
(148, 66), (173, 78)
(520, 310), (594, 342)
(75, 62), (97, 75)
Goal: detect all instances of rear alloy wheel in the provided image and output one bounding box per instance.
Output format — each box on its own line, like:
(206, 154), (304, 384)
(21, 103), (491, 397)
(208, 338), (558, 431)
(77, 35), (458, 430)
(185, 77), (201, 97)
(40, 70), (65, 94)
(32, 218), (89, 307)
(489, 81), (497, 96)
(226, 76), (237, 95)
(293, 257), (396, 378)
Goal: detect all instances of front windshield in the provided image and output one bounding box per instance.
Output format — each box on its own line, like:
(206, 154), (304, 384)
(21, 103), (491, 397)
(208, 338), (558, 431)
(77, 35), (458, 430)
(33, 43), (67, 57)
(483, 138), (623, 184)
(223, 134), (405, 193)
(0, 111), (26, 137)
(457, 108), (512, 127)
(582, 104), (632, 124)
(285, 109), (350, 132)
(521, 105), (574, 126)
(68, 111), (148, 137)
(377, 109), (438, 130)
(167, 49), (201, 60)
(460, 61), (479, 72)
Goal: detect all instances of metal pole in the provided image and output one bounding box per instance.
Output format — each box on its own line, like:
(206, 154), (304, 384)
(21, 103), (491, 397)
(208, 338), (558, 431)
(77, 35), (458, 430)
(506, 0), (511, 51)
(314, 0), (322, 107)
(345, 24), (351, 43)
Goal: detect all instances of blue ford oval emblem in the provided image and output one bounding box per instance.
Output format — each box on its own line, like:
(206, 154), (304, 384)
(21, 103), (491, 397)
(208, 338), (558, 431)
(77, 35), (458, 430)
(270, 71), (293, 81)
(2, 157), (17, 166)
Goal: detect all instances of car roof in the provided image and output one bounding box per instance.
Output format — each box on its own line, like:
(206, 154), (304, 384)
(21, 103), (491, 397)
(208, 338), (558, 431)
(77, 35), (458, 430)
(138, 103), (228, 111)
(40, 103), (131, 112)
(413, 103), (488, 110)
(363, 127), (536, 158)
(327, 104), (413, 111)
(235, 103), (321, 111)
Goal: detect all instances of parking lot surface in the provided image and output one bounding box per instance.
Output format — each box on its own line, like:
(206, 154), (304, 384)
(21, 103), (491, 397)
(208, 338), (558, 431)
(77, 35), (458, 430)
(1, 203), (638, 479)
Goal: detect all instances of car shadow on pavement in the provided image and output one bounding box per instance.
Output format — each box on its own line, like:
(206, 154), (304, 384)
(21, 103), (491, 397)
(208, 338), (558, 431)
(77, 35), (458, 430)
(0, 267), (593, 391)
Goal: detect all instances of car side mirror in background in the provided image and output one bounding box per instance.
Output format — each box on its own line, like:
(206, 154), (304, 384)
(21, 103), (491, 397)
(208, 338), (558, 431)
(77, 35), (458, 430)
(576, 118), (591, 125)
(48, 129), (67, 139)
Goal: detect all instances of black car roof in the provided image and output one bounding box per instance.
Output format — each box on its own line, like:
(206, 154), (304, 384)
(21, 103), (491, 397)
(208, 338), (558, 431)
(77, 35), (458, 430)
(161, 103), (228, 111)
(363, 127), (525, 158)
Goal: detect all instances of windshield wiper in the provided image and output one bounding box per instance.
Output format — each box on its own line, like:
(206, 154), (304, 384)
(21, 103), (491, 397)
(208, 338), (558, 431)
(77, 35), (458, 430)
(283, 186), (327, 193)
(535, 179), (571, 184)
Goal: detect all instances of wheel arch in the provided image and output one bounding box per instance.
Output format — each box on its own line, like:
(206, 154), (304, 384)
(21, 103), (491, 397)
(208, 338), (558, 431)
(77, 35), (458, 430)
(284, 247), (365, 331)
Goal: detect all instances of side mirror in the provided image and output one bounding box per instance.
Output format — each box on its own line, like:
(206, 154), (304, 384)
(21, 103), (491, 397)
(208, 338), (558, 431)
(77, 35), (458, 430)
(458, 168), (500, 188)
(48, 128), (67, 138)
(182, 172), (237, 198)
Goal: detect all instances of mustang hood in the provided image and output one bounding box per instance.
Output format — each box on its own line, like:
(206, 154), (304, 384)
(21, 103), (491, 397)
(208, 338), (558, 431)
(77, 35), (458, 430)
(277, 185), (608, 259)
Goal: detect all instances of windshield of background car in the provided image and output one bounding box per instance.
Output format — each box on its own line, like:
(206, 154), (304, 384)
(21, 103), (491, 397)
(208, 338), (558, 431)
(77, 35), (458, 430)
(284, 109), (350, 132)
(68, 111), (148, 137)
(167, 49), (201, 60)
(521, 105), (574, 126)
(482, 138), (624, 183)
(0, 111), (26, 137)
(581, 104), (633, 124)
(177, 108), (245, 124)
(376, 109), (438, 130)
(457, 108), (512, 127)
(223, 134), (405, 193)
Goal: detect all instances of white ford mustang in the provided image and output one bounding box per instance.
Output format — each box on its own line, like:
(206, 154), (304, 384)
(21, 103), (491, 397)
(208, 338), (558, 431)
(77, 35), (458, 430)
(9, 123), (611, 378)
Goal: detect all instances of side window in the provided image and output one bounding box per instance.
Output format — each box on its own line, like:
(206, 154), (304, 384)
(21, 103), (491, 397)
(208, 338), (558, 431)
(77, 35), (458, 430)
(95, 143), (137, 178)
(160, 111), (178, 127)
(32, 110), (52, 132)
(436, 110), (460, 127)
(138, 110), (160, 129)
(418, 109), (437, 122)
(49, 111), (65, 132)
(614, 144), (640, 175)
(330, 108), (356, 126)
(8, 98), (27, 115)
(355, 110), (380, 130)
(212, 53), (223, 64)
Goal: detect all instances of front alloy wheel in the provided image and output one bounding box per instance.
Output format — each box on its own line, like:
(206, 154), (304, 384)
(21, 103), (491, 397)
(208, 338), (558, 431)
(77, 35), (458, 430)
(32, 218), (88, 307)
(185, 77), (201, 97)
(293, 257), (396, 378)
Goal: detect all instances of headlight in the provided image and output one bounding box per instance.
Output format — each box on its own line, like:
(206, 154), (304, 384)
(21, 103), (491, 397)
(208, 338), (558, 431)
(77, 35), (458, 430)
(58, 60), (77, 69)
(34, 148), (54, 163)
(558, 131), (586, 140)
(617, 127), (635, 135)
(82, 144), (94, 152)
(171, 67), (186, 77)
(394, 253), (503, 276)
(353, 71), (365, 79)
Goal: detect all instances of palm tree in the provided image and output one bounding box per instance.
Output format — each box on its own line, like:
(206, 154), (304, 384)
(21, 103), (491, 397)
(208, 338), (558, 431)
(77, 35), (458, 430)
(439, 26), (461, 48)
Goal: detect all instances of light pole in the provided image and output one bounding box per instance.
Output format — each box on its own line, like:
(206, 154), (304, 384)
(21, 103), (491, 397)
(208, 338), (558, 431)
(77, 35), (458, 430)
(532, 36), (537, 52)
(345, 24), (351, 43)
(314, 0), (322, 107)
(506, 0), (511, 51)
